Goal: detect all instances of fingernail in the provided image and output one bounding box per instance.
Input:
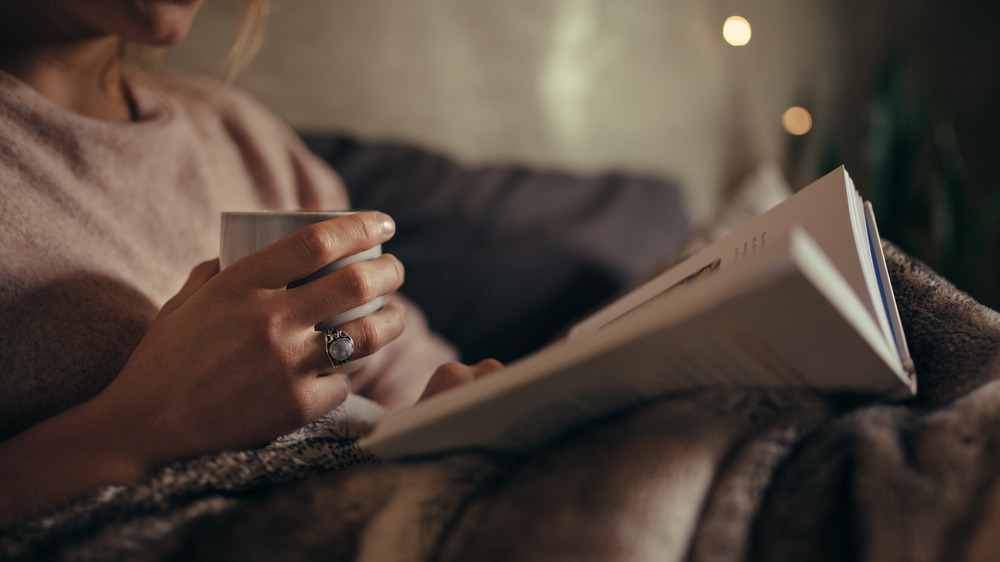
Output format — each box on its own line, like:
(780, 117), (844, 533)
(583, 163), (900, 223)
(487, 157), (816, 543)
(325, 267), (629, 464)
(378, 213), (395, 234)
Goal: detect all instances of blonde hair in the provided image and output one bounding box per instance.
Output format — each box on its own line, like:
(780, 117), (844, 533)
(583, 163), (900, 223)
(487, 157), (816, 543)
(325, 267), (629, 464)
(125, 0), (271, 83)
(225, 0), (271, 83)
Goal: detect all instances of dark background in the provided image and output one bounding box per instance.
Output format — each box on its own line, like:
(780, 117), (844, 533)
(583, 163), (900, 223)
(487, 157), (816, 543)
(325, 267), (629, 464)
(820, 0), (1000, 309)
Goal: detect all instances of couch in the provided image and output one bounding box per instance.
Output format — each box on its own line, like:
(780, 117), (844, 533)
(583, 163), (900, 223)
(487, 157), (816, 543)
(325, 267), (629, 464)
(3, 137), (998, 562)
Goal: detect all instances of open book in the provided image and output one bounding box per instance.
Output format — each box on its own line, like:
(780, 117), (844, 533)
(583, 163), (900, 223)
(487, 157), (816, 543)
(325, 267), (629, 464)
(360, 166), (917, 458)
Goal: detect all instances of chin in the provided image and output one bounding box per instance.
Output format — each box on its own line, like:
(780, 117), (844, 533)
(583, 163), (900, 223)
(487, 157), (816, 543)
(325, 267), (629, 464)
(119, 0), (204, 47)
(136, 26), (193, 48)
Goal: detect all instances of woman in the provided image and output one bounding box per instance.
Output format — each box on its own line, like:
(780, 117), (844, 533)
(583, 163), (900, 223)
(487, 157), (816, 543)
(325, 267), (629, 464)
(0, 0), (500, 527)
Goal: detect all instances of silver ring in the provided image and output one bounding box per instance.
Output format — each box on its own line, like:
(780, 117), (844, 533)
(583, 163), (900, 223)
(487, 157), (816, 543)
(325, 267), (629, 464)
(324, 329), (355, 368)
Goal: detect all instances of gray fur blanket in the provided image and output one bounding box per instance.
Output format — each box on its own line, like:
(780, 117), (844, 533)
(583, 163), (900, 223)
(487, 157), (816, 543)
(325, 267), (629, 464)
(3, 241), (1000, 561)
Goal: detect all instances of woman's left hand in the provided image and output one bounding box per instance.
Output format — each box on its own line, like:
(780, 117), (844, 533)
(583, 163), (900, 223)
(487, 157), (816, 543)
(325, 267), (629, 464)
(419, 359), (505, 401)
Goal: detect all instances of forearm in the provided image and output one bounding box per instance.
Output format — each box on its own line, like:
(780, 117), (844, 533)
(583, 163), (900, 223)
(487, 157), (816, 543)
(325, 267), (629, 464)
(0, 215), (408, 528)
(0, 397), (149, 528)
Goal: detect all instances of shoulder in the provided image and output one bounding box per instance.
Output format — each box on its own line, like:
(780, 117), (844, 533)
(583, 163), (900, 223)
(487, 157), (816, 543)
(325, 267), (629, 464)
(140, 74), (347, 209)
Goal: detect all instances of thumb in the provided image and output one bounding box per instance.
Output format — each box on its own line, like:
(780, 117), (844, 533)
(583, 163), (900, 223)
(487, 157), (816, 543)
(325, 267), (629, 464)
(157, 259), (221, 320)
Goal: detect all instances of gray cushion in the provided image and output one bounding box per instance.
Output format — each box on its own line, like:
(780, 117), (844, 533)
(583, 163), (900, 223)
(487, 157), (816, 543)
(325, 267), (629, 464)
(302, 133), (692, 362)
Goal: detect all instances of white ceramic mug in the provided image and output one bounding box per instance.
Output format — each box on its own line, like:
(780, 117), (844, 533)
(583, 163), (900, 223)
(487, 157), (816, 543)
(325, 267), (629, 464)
(220, 210), (384, 373)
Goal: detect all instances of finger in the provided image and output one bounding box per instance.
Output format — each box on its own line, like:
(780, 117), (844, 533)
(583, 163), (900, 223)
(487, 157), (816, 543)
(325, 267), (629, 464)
(419, 359), (505, 401)
(470, 358), (505, 379)
(284, 254), (404, 328)
(420, 361), (477, 401)
(331, 300), (406, 361)
(229, 212), (396, 289)
(301, 373), (352, 417)
(302, 301), (406, 374)
(158, 259), (220, 320)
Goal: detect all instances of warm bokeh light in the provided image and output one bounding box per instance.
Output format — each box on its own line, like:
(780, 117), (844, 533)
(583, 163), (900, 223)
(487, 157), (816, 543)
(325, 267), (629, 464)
(782, 106), (812, 135)
(723, 16), (751, 46)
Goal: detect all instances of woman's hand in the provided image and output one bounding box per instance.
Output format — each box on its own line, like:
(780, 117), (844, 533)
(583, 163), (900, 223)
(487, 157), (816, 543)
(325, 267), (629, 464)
(419, 359), (505, 401)
(96, 211), (405, 471)
(0, 212), (405, 526)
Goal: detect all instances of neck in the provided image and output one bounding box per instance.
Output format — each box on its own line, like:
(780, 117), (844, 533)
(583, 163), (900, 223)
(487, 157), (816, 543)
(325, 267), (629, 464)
(0, 7), (133, 123)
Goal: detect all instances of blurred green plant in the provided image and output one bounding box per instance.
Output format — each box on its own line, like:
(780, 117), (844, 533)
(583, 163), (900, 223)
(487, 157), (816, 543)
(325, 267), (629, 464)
(830, 55), (1000, 308)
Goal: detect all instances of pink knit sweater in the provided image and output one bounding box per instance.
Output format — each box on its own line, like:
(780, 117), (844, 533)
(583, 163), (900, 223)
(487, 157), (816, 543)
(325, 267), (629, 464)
(0, 70), (456, 439)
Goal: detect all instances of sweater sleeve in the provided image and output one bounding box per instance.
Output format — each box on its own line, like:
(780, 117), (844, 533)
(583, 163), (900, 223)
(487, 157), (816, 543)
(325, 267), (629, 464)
(347, 293), (460, 411)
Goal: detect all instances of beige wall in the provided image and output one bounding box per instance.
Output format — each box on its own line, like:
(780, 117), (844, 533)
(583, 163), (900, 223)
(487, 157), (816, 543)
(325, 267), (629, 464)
(168, 0), (844, 222)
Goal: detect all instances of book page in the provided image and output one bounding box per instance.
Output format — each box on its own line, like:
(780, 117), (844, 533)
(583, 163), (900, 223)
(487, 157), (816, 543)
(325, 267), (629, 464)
(567, 167), (880, 341)
(360, 228), (913, 458)
(846, 180), (897, 364)
(864, 202), (915, 374)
